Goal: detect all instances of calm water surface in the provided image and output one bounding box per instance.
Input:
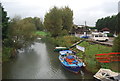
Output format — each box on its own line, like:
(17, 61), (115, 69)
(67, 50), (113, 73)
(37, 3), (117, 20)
(3, 40), (94, 79)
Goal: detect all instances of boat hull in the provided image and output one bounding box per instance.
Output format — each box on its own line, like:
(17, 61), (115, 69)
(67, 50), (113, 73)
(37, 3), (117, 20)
(61, 63), (81, 73)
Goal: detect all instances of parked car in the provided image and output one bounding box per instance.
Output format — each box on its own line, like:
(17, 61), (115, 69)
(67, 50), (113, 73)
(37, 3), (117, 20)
(80, 35), (90, 39)
(91, 32), (109, 42)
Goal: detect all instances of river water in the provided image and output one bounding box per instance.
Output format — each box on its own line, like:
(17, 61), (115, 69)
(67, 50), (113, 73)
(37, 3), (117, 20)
(3, 40), (94, 79)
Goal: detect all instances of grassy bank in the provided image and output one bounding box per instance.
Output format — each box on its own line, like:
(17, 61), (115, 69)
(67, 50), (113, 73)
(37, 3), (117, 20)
(45, 35), (119, 73)
(43, 35), (82, 47)
(73, 41), (120, 73)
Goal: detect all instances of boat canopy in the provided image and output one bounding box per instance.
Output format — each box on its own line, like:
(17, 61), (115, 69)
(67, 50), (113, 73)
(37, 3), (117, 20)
(59, 50), (72, 55)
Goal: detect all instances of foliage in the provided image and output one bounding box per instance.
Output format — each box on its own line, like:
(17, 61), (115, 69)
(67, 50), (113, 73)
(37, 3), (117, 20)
(33, 17), (44, 31)
(116, 13), (120, 34)
(112, 34), (120, 52)
(96, 13), (120, 34)
(0, 3), (9, 39)
(44, 6), (73, 37)
(8, 17), (36, 49)
(61, 6), (73, 33)
(45, 35), (81, 47)
(88, 27), (97, 29)
(1, 3), (11, 62)
(44, 7), (62, 37)
(76, 41), (112, 73)
(107, 33), (114, 37)
(60, 29), (68, 36)
(2, 47), (13, 62)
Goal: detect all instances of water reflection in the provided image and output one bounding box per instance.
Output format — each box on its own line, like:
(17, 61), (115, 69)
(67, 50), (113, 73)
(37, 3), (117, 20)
(3, 40), (94, 79)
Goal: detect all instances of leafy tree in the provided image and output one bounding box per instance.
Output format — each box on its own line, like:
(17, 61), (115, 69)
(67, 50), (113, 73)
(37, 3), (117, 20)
(61, 6), (73, 33)
(8, 17), (36, 49)
(20, 17), (44, 31)
(0, 3), (9, 39)
(96, 14), (119, 34)
(44, 6), (73, 37)
(33, 17), (44, 31)
(116, 13), (120, 34)
(44, 7), (62, 37)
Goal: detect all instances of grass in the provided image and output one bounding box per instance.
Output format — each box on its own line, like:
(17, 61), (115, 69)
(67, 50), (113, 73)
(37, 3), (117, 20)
(71, 41), (120, 73)
(44, 35), (82, 47)
(35, 31), (50, 37)
(2, 47), (13, 62)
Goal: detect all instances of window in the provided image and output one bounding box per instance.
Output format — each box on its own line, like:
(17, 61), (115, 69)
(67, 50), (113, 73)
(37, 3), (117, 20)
(99, 35), (103, 37)
(95, 35), (98, 37)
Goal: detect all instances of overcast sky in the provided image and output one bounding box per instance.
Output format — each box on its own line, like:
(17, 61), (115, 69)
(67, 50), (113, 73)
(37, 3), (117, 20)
(1, 0), (119, 26)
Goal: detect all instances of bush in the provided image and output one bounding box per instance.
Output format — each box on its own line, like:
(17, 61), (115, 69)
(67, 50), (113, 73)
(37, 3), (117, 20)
(2, 47), (13, 62)
(107, 33), (114, 37)
(112, 34), (120, 52)
(45, 35), (81, 47)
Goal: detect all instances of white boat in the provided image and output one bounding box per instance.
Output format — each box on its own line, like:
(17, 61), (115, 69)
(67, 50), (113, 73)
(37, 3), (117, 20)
(94, 68), (120, 81)
(37, 37), (41, 40)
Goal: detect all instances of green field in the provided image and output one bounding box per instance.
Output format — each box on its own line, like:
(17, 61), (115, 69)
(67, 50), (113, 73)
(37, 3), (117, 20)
(35, 31), (48, 36)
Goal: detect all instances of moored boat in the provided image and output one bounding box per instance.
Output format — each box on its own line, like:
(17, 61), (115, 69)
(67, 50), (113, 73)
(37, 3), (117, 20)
(94, 68), (120, 81)
(59, 50), (85, 73)
(54, 47), (69, 52)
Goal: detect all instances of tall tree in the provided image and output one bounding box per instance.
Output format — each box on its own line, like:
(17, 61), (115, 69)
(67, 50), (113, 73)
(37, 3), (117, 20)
(33, 17), (44, 31)
(44, 7), (62, 37)
(44, 6), (73, 37)
(0, 3), (9, 39)
(96, 14), (119, 34)
(116, 13), (120, 34)
(61, 6), (73, 33)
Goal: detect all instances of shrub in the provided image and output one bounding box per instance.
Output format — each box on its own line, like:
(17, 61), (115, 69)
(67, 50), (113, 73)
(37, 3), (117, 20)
(2, 47), (13, 62)
(107, 33), (114, 37)
(112, 34), (120, 52)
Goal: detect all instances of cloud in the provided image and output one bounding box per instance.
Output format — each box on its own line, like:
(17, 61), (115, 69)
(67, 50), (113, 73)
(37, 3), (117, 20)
(1, 0), (119, 26)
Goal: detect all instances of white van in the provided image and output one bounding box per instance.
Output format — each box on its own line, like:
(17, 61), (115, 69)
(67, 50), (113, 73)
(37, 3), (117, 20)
(91, 32), (109, 42)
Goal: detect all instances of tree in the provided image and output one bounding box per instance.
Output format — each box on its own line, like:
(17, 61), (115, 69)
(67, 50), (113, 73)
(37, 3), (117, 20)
(44, 7), (62, 37)
(8, 17), (36, 49)
(96, 14), (119, 34)
(116, 13), (120, 34)
(0, 3), (9, 39)
(61, 6), (73, 33)
(44, 6), (73, 37)
(33, 17), (44, 31)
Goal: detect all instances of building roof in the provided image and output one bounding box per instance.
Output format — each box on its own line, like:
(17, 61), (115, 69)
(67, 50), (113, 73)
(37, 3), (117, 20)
(101, 28), (110, 31)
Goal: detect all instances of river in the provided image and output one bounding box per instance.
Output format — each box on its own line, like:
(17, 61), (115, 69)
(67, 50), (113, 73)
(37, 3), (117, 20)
(2, 40), (94, 80)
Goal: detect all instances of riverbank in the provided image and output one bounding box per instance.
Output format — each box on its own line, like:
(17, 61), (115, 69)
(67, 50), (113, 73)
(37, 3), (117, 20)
(3, 40), (94, 79)
(3, 30), (119, 74)
(44, 35), (120, 74)
(74, 41), (112, 73)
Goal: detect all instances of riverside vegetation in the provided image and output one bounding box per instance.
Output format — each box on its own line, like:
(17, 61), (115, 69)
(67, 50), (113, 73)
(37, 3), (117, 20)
(43, 35), (120, 73)
(1, 3), (120, 74)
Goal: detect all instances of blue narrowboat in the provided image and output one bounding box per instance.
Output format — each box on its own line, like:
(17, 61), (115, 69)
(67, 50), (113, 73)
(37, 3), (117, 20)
(59, 50), (85, 73)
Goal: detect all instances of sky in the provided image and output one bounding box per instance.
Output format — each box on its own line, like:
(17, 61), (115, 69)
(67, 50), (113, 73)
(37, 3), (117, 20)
(0, 0), (120, 26)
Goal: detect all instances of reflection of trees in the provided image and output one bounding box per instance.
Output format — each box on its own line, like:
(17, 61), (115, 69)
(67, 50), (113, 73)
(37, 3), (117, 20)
(45, 41), (60, 69)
